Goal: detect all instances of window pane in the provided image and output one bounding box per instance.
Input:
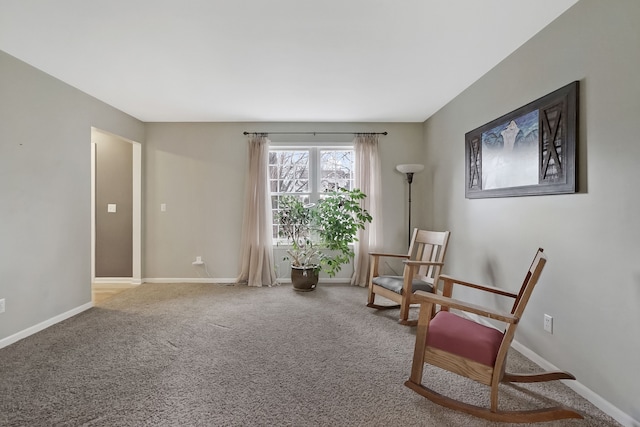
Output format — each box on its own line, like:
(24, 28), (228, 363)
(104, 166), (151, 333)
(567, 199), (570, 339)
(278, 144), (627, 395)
(320, 150), (355, 193)
(271, 194), (310, 240)
(269, 150), (310, 194)
(269, 150), (311, 240)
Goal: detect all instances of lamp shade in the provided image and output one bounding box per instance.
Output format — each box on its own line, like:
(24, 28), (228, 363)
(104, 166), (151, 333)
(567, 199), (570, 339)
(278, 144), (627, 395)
(396, 164), (424, 174)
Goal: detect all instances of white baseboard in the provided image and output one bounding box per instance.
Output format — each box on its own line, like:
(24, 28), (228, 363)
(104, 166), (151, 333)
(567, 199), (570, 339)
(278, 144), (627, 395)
(93, 277), (142, 285)
(461, 312), (638, 427)
(92, 282), (140, 289)
(0, 302), (93, 350)
(143, 278), (238, 284)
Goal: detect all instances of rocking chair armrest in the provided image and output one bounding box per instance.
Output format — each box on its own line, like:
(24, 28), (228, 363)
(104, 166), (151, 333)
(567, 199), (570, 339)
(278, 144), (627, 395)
(403, 260), (444, 267)
(412, 291), (518, 324)
(438, 274), (518, 299)
(369, 252), (410, 259)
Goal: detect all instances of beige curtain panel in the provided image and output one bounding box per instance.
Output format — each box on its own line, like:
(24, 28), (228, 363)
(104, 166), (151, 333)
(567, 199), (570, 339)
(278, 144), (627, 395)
(237, 135), (276, 287)
(351, 134), (383, 287)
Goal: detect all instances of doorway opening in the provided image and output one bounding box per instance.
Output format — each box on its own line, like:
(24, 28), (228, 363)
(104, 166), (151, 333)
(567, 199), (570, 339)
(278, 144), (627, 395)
(91, 127), (142, 285)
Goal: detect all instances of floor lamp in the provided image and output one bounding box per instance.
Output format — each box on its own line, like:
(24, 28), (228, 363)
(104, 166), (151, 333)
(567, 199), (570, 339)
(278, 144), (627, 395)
(396, 164), (424, 248)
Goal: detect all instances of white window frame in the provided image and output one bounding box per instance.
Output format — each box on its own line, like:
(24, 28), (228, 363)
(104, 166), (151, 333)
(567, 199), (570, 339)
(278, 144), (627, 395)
(270, 142), (355, 244)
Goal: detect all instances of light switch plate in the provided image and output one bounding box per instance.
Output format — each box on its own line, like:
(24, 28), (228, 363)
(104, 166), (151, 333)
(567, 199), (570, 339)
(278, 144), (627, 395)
(107, 204), (117, 213)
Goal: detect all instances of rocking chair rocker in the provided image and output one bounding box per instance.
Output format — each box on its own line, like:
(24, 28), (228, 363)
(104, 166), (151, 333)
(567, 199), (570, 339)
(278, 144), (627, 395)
(405, 248), (582, 423)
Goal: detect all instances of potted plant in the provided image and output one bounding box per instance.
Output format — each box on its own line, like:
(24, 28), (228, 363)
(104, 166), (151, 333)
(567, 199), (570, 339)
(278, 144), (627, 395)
(277, 188), (373, 291)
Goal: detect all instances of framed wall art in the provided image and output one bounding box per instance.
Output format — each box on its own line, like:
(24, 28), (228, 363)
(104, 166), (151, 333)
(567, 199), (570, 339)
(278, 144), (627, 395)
(465, 81), (578, 199)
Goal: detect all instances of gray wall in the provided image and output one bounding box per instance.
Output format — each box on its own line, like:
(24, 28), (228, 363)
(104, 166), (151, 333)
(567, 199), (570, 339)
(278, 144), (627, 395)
(94, 131), (133, 277)
(0, 50), (144, 340)
(143, 122), (424, 280)
(422, 0), (639, 421)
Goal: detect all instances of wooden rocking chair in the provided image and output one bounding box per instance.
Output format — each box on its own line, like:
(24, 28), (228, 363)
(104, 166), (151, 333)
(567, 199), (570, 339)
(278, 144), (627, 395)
(405, 248), (583, 423)
(367, 229), (450, 325)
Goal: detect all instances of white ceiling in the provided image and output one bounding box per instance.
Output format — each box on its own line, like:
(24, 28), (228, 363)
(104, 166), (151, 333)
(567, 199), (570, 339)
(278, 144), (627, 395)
(0, 0), (578, 123)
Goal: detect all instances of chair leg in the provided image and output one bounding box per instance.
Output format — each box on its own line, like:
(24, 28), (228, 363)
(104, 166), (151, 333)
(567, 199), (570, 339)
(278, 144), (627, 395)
(490, 380), (500, 413)
(408, 302), (433, 384)
(367, 256), (380, 306)
(399, 296), (411, 325)
(367, 285), (375, 305)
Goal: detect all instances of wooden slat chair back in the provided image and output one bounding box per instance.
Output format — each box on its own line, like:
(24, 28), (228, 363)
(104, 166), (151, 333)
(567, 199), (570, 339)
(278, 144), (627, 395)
(405, 248), (582, 423)
(411, 230), (447, 284)
(367, 229), (450, 325)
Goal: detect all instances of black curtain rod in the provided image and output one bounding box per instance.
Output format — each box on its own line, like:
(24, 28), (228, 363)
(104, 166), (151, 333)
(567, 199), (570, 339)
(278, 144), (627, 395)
(243, 131), (387, 136)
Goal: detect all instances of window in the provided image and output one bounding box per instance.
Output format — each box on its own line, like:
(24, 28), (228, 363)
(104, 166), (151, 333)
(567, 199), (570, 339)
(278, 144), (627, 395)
(269, 145), (355, 240)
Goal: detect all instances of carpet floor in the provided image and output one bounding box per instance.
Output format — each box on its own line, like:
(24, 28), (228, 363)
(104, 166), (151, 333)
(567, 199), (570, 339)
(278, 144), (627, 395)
(0, 283), (622, 426)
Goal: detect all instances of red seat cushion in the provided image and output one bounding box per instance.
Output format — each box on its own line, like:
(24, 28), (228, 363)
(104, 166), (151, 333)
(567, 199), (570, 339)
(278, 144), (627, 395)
(426, 311), (504, 367)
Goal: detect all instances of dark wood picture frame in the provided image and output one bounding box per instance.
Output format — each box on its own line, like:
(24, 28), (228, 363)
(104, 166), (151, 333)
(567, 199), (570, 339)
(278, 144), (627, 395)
(465, 81), (578, 199)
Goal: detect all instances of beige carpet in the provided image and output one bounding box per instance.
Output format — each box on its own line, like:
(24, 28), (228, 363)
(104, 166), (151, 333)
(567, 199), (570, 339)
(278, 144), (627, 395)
(0, 283), (622, 426)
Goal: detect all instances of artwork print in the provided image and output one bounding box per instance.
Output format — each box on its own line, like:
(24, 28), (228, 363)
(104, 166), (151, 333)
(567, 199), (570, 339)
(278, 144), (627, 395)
(482, 110), (539, 190)
(465, 81), (578, 198)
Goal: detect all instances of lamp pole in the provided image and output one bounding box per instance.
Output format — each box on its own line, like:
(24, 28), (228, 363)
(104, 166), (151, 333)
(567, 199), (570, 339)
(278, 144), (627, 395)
(396, 164), (424, 248)
(406, 172), (414, 248)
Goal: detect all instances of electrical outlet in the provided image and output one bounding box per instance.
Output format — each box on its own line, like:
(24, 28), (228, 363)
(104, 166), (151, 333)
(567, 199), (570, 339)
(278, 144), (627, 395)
(0, 298), (5, 314)
(544, 314), (553, 334)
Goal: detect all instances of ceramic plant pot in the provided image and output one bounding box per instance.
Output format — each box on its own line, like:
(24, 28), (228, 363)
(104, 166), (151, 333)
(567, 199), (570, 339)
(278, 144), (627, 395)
(290, 266), (319, 292)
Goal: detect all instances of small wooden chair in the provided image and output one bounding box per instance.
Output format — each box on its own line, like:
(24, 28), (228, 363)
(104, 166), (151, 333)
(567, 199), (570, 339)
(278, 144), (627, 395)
(405, 248), (582, 423)
(367, 229), (450, 325)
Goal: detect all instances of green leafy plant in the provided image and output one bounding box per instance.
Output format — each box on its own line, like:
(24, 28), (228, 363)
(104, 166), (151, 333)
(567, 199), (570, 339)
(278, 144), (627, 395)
(277, 188), (373, 277)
